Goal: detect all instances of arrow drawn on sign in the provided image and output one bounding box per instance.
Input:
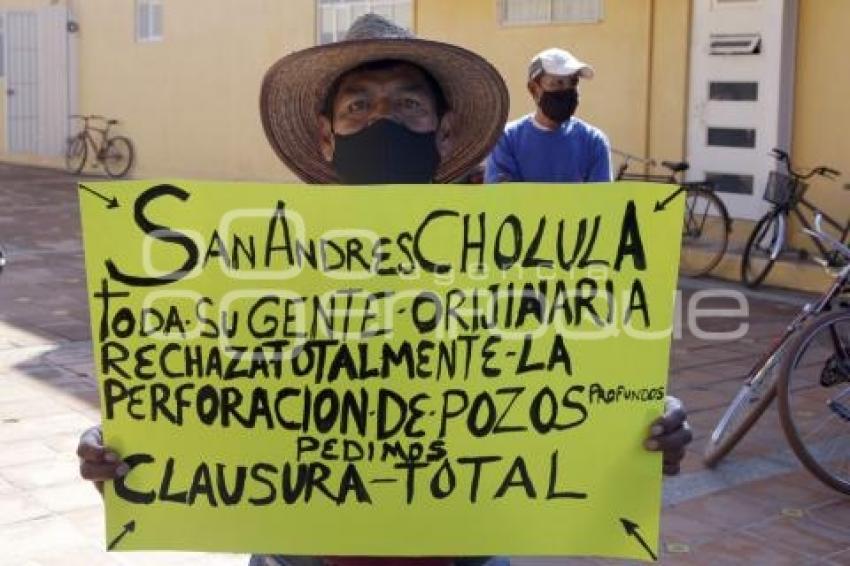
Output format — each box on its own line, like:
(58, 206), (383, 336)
(653, 186), (685, 212)
(79, 184), (119, 209)
(620, 517), (657, 561)
(107, 520), (135, 550)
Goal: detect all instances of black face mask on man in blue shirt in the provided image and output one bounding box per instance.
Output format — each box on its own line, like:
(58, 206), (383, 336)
(331, 119), (440, 184)
(539, 88), (579, 124)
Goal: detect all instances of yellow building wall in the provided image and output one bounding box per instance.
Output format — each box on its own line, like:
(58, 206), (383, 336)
(0, 0), (314, 180)
(790, 0), (850, 246)
(416, 0), (691, 167)
(71, 0), (313, 181)
(646, 0), (690, 164)
(417, 0), (653, 159)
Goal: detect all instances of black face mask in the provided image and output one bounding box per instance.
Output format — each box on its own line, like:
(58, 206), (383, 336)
(539, 88), (579, 124)
(331, 119), (440, 184)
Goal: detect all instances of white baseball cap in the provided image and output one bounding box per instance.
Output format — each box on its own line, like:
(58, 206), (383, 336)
(528, 48), (594, 80)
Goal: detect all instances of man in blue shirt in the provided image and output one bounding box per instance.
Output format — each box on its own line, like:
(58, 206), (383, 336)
(485, 48), (612, 183)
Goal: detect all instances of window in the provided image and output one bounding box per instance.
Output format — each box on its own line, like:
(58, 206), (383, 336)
(500, 0), (604, 25)
(709, 81), (758, 101)
(707, 127), (756, 148)
(317, 0), (413, 45)
(705, 172), (755, 195)
(136, 0), (163, 43)
(713, 0), (760, 6)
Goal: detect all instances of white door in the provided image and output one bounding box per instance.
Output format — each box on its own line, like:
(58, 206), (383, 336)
(4, 7), (72, 156)
(687, 0), (798, 220)
(5, 11), (38, 154)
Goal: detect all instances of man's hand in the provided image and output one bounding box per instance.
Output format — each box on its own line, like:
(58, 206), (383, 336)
(77, 425), (128, 493)
(644, 396), (692, 476)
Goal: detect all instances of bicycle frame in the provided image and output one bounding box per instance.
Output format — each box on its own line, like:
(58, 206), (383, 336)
(743, 258), (848, 386)
(78, 128), (97, 153)
(614, 150), (704, 187)
(783, 195), (850, 260)
(614, 149), (661, 182)
(615, 151), (731, 234)
(72, 117), (114, 159)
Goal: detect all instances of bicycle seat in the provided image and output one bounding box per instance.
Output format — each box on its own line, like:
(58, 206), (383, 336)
(661, 160), (689, 173)
(108, 119), (119, 125)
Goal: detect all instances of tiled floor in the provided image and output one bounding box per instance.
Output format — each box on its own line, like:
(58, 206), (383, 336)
(0, 163), (848, 565)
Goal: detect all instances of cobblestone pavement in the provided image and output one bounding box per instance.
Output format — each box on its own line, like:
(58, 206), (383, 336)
(0, 163), (848, 565)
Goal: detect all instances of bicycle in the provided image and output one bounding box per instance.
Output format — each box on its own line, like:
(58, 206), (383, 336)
(777, 219), (850, 494)
(614, 149), (731, 277)
(741, 148), (847, 288)
(704, 215), (850, 479)
(65, 115), (135, 178)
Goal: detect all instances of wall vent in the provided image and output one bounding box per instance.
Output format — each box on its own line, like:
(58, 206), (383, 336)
(710, 33), (761, 55)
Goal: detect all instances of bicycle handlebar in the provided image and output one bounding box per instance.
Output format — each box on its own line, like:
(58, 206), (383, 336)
(803, 214), (850, 263)
(770, 147), (841, 181)
(804, 166), (840, 180)
(612, 149), (657, 167)
(69, 114), (109, 122)
(770, 147), (789, 162)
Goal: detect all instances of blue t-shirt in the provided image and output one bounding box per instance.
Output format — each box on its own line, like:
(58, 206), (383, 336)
(484, 114), (612, 183)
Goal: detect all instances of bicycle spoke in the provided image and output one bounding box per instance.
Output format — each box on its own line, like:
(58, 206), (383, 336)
(799, 411), (839, 440)
(693, 198), (711, 229)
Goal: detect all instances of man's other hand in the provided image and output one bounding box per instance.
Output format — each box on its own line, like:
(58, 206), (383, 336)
(77, 425), (128, 493)
(644, 396), (692, 476)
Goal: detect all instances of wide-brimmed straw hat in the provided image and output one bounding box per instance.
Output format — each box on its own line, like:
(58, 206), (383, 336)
(260, 13), (509, 184)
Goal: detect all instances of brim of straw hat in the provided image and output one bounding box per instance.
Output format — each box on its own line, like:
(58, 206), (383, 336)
(260, 38), (509, 184)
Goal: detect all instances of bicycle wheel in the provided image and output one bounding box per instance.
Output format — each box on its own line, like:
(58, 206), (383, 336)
(679, 185), (730, 277)
(103, 136), (134, 178)
(703, 345), (787, 467)
(741, 210), (785, 288)
(778, 309), (850, 494)
(65, 135), (87, 174)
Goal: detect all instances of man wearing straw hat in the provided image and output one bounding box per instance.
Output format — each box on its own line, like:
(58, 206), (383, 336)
(77, 14), (690, 566)
(259, 14), (508, 186)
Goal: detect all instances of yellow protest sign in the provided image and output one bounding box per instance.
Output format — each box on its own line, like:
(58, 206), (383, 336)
(78, 180), (683, 560)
